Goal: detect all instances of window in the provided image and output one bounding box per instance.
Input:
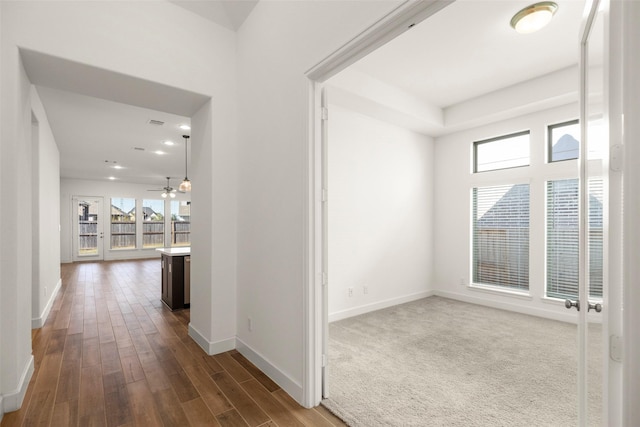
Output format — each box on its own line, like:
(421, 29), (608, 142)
(111, 198), (136, 249)
(474, 131), (530, 173)
(142, 199), (165, 248)
(546, 178), (603, 299)
(548, 120), (579, 162)
(171, 200), (190, 247)
(472, 184), (530, 291)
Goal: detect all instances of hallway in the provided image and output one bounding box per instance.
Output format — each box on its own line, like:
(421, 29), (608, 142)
(1, 260), (343, 426)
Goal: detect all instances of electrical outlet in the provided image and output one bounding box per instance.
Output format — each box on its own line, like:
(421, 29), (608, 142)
(348, 287), (353, 297)
(363, 286), (368, 295)
(248, 317), (252, 332)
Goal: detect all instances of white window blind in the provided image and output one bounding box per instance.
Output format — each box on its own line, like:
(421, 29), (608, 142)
(546, 178), (603, 299)
(472, 184), (530, 291)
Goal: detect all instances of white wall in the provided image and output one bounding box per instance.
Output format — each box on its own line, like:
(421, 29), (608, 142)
(235, 0), (402, 403)
(60, 178), (191, 262)
(1, 1), (237, 415)
(433, 102), (589, 322)
(0, 39), (35, 416)
(327, 104), (434, 321)
(31, 87), (61, 329)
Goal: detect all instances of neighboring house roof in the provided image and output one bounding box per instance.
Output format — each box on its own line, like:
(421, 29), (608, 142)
(477, 184), (530, 229)
(111, 205), (127, 216)
(478, 182), (603, 229)
(552, 134), (579, 161)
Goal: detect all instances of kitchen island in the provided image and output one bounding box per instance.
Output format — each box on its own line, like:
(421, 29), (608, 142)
(156, 247), (190, 310)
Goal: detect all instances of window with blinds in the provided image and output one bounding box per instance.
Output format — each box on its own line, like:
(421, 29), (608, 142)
(546, 178), (603, 299)
(472, 184), (530, 291)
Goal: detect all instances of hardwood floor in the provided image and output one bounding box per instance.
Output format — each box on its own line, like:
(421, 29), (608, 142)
(1, 260), (344, 427)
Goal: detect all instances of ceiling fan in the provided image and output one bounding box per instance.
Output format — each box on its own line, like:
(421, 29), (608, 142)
(147, 177), (182, 198)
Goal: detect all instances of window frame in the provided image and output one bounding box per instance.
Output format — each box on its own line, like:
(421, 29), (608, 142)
(473, 130), (531, 173)
(547, 119), (580, 163)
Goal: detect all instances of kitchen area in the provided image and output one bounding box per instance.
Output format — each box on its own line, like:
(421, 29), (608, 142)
(157, 247), (190, 310)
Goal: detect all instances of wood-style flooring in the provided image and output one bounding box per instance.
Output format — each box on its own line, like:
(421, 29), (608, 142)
(1, 259), (344, 427)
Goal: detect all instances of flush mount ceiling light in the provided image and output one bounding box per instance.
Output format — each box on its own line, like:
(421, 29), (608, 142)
(179, 135), (191, 192)
(510, 2), (558, 34)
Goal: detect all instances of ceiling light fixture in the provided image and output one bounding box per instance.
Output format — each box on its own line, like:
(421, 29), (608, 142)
(179, 135), (191, 192)
(108, 176), (116, 180)
(163, 140), (175, 146)
(154, 150), (166, 155)
(510, 2), (558, 34)
(112, 165), (124, 169)
(179, 124), (191, 131)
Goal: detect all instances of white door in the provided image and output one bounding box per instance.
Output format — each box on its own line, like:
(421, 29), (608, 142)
(72, 196), (104, 261)
(566, 0), (607, 424)
(321, 87), (330, 398)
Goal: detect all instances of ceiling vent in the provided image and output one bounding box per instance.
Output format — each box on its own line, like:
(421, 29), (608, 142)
(133, 147), (145, 151)
(148, 119), (165, 126)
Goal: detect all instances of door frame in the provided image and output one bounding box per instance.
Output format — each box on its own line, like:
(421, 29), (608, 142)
(71, 196), (104, 262)
(303, 0), (627, 422)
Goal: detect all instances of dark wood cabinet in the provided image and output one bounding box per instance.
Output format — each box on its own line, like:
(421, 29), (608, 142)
(161, 253), (185, 310)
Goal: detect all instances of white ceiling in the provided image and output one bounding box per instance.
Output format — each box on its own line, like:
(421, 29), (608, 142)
(29, 0), (588, 186)
(37, 87), (192, 186)
(352, 0), (585, 109)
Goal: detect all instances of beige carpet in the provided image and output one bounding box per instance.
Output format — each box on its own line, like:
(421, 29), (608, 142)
(322, 296), (601, 427)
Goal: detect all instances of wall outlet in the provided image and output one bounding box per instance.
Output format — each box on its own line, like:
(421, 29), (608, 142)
(347, 287), (353, 297)
(247, 317), (253, 332)
(363, 286), (368, 295)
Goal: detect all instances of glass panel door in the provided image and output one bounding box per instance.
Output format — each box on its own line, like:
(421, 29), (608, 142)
(73, 196), (103, 261)
(578, 0), (606, 424)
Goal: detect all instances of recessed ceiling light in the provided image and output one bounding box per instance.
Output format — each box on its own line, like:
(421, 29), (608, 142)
(108, 176), (116, 180)
(179, 124), (191, 131)
(510, 2), (558, 34)
(154, 150), (166, 155)
(112, 165), (124, 169)
(163, 140), (175, 146)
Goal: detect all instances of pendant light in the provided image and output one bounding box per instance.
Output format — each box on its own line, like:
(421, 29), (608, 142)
(179, 135), (191, 192)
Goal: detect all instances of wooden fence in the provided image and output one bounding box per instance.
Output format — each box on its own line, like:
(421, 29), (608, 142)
(79, 220), (190, 250)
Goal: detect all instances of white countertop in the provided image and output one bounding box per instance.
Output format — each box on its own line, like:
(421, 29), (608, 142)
(156, 247), (191, 256)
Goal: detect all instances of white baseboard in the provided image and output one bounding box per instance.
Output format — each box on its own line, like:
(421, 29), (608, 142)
(328, 290), (435, 323)
(2, 355), (34, 414)
(32, 278), (62, 329)
(236, 337), (304, 404)
(188, 323), (236, 355)
(434, 290), (577, 324)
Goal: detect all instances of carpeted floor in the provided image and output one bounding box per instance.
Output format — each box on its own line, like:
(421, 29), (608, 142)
(322, 296), (601, 427)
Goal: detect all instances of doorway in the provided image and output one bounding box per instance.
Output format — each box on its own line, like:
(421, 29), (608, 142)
(72, 196), (104, 261)
(307, 0), (619, 424)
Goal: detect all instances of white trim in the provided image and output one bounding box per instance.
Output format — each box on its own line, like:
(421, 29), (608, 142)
(305, 0), (454, 408)
(435, 290), (578, 324)
(236, 338), (304, 405)
(0, 395), (3, 422)
(188, 323), (235, 355)
(467, 284), (532, 300)
(31, 278), (62, 329)
(2, 355), (34, 413)
(328, 290), (434, 323)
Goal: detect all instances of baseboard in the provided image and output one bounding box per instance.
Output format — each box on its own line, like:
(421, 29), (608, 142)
(0, 395), (4, 422)
(236, 337), (304, 404)
(328, 290), (435, 323)
(32, 278), (62, 328)
(434, 290), (577, 324)
(2, 355), (34, 414)
(188, 323), (236, 355)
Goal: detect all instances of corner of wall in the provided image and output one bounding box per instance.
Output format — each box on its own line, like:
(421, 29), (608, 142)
(1, 355), (34, 414)
(235, 338), (304, 405)
(188, 323), (235, 355)
(31, 278), (61, 329)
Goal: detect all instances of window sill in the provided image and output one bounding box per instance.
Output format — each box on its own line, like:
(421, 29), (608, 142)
(468, 283), (532, 300)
